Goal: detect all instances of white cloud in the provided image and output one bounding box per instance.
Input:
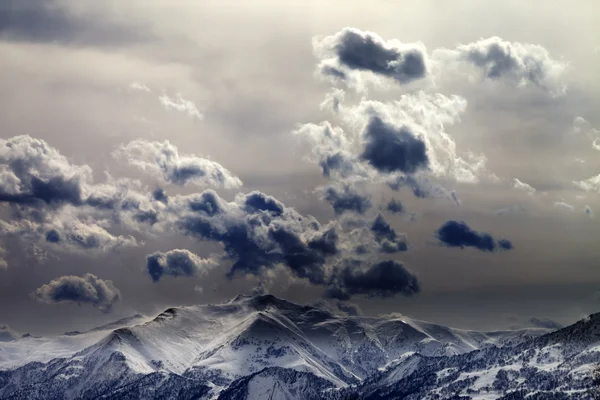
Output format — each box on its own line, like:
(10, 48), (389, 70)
(129, 81), (151, 92)
(512, 178), (536, 195)
(159, 93), (203, 120)
(553, 201), (574, 211)
(574, 174), (600, 193)
(113, 139), (242, 188)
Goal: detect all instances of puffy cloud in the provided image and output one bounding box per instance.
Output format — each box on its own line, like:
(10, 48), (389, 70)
(160, 189), (412, 298)
(165, 189), (334, 285)
(553, 201), (574, 211)
(313, 27), (428, 88)
(33, 273), (121, 313)
(436, 220), (512, 252)
(314, 29), (566, 94)
(0, 136), (168, 259)
(326, 259), (420, 300)
(320, 183), (372, 215)
(512, 178), (536, 196)
(574, 174), (600, 193)
(113, 139), (242, 188)
(299, 92), (494, 190)
(0, 135), (92, 207)
(43, 217), (138, 253)
(350, 94), (494, 183)
(146, 249), (217, 282)
(158, 93), (203, 120)
(386, 199), (404, 214)
(433, 36), (568, 94)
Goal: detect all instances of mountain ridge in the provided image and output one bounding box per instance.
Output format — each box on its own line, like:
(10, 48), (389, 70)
(0, 294), (597, 399)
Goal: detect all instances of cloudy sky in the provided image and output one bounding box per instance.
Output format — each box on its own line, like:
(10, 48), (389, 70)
(0, 0), (599, 335)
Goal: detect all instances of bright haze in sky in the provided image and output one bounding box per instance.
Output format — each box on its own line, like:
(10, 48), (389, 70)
(0, 0), (599, 335)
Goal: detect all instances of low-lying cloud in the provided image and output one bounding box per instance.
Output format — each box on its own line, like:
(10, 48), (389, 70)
(33, 273), (121, 312)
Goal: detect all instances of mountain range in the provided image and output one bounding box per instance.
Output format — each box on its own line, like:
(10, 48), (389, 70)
(0, 294), (597, 399)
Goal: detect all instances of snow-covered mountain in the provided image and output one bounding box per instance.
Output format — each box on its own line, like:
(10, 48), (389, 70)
(0, 294), (596, 399)
(0, 314), (148, 370)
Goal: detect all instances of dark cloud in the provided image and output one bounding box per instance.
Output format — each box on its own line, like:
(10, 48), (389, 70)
(307, 227), (339, 255)
(267, 225), (328, 285)
(166, 189), (414, 296)
(436, 220), (512, 252)
(327, 259), (420, 300)
(170, 189), (337, 285)
(146, 249), (217, 282)
(32, 273), (120, 312)
(386, 199), (404, 214)
(321, 184), (372, 215)
(498, 239), (513, 250)
(243, 191), (284, 216)
(371, 214), (408, 253)
(0, 0), (149, 46)
(152, 188), (168, 204)
(45, 229), (60, 243)
(528, 317), (563, 330)
(361, 117), (428, 174)
(113, 139), (242, 189)
(315, 27), (428, 85)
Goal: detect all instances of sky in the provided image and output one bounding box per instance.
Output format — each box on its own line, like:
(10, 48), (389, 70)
(0, 0), (599, 335)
